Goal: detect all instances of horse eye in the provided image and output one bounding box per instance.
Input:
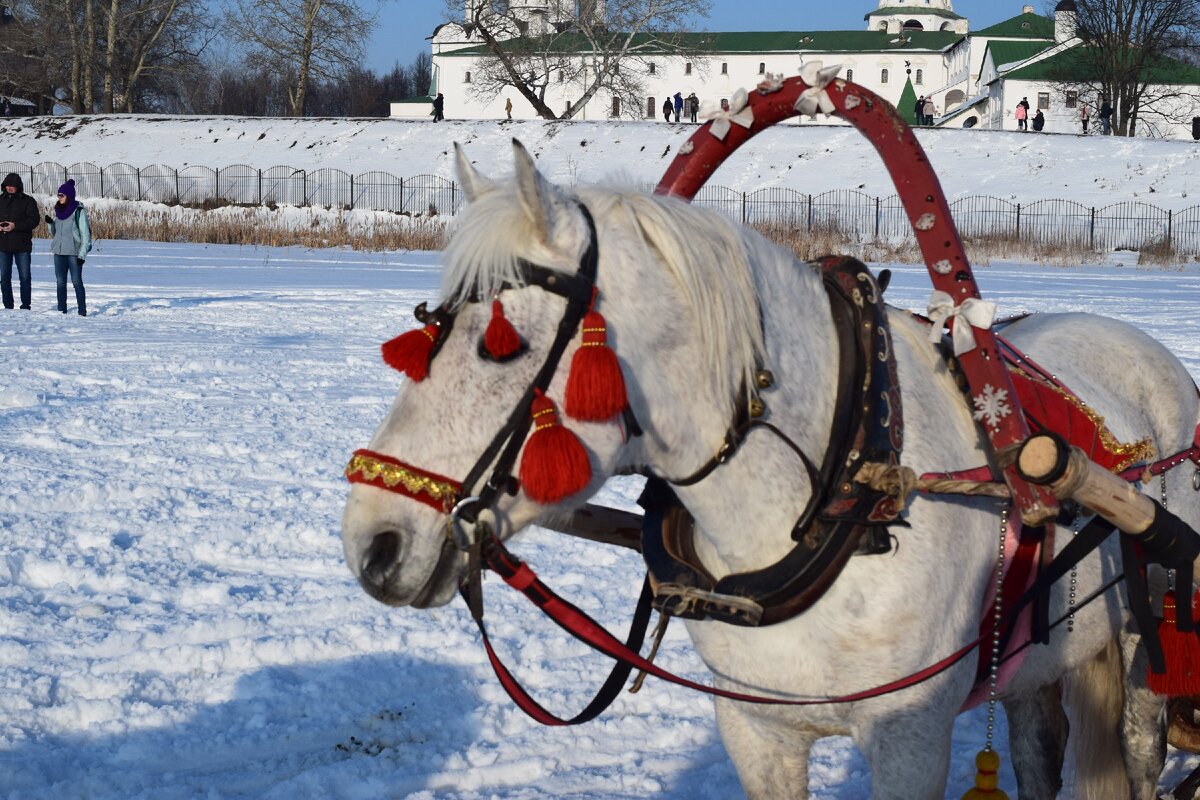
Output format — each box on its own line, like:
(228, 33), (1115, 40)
(477, 337), (528, 364)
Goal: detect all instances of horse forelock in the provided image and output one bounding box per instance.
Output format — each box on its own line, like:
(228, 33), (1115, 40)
(440, 183), (768, 415)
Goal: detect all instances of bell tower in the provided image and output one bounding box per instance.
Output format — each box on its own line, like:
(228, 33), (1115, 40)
(865, 0), (968, 35)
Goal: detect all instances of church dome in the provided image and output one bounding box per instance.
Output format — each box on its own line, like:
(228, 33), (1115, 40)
(1055, 0), (1077, 10)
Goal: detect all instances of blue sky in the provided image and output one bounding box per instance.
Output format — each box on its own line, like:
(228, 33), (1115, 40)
(368, 1), (1039, 73)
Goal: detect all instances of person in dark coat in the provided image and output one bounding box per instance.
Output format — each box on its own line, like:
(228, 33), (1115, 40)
(915, 96), (925, 125)
(432, 93), (445, 122)
(673, 92), (683, 122)
(687, 92), (698, 123)
(1032, 109), (1045, 132)
(662, 98), (672, 121)
(1100, 98), (1113, 134)
(0, 172), (40, 310)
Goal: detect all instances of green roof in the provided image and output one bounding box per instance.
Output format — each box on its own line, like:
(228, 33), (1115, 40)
(974, 12), (1054, 39)
(1004, 46), (1200, 84)
(984, 40), (1055, 72)
(441, 29), (963, 57)
(392, 96), (433, 104)
(865, 6), (964, 21)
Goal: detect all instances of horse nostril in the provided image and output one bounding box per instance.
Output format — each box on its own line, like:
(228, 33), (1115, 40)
(362, 530), (401, 585)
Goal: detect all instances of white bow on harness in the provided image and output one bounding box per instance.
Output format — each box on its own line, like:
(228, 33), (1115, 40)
(794, 62), (842, 118)
(926, 290), (997, 356)
(701, 88), (754, 141)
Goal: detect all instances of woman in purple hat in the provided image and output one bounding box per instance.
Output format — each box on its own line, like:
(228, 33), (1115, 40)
(44, 179), (92, 316)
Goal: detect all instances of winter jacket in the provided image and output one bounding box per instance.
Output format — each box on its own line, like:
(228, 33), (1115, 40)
(1032, 111), (1045, 132)
(0, 173), (41, 254)
(1015, 105), (1027, 121)
(48, 204), (92, 261)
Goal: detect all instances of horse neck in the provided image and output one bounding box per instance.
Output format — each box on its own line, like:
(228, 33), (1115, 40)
(614, 231), (841, 575)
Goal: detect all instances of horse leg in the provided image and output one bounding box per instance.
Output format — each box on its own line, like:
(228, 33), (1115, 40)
(1118, 621), (1167, 800)
(852, 706), (954, 800)
(1003, 681), (1069, 799)
(712, 700), (813, 800)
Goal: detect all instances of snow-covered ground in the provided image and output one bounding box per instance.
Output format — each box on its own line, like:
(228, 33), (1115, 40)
(2, 115), (1199, 210)
(2, 238), (1199, 799)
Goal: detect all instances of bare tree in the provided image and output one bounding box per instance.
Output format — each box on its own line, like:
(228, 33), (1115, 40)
(445, 0), (711, 120)
(1048, 0), (1200, 136)
(230, 0), (378, 117)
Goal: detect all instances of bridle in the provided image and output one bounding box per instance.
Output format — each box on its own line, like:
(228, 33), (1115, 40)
(347, 202), (601, 558)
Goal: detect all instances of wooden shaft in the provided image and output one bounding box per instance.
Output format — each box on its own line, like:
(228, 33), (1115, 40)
(1017, 434), (1156, 535)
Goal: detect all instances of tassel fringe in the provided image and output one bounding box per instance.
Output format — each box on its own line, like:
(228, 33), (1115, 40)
(565, 292), (627, 421)
(485, 298), (522, 360)
(381, 323), (441, 382)
(1148, 589), (1200, 696)
(519, 390), (591, 504)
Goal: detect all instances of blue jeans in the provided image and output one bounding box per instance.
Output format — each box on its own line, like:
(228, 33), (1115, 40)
(0, 250), (31, 309)
(53, 254), (86, 315)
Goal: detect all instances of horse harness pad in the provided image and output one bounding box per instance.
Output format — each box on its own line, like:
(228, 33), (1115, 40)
(640, 256), (905, 627)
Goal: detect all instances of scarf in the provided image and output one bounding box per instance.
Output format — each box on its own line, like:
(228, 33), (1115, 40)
(55, 199), (78, 220)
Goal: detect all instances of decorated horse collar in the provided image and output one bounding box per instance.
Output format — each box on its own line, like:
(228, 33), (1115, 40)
(640, 256), (904, 627)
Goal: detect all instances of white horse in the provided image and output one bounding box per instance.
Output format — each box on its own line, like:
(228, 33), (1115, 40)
(341, 140), (1200, 799)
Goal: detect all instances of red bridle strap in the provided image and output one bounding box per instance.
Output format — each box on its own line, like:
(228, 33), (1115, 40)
(345, 449), (462, 512)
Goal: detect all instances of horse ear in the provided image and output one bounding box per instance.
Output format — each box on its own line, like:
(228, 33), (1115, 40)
(511, 138), (566, 243)
(454, 143), (494, 203)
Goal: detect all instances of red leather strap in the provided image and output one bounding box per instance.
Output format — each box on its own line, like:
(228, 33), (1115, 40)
(655, 76), (1057, 526)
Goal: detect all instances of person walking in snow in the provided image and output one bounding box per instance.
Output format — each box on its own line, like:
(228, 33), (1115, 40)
(687, 92), (698, 123)
(1100, 98), (1113, 134)
(45, 179), (91, 316)
(504, 97), (512, 119)
(0, 172), (39, 311)
(432, 93), (445, 123)
(1032, 109), (1045, 132)
(1080, 102), (1090, 134)
(673, 92), (683, 123)
(915, 96), (925, 125)
(923, 97), (936, 126)
(1015, 101), (1028, 131)
(662, 98), (672, 121)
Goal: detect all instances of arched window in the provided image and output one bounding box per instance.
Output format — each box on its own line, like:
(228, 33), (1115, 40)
(758, 62), (765, 74)
(915, 69), (923, 85)
(557, 71), (564, 83)
(464, 71), (472, 83)
(881, 68), (889, 84)
(721, 62), (728, 75)
(685, 62), (693, 75)
(646, 97), (655, 118)
(648, 62), (656, 75)
(611, 97), (620, 117)
(846, 68), (854, 82)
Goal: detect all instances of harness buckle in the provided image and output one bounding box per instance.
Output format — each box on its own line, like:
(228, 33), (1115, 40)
(449, 495), (483, 551)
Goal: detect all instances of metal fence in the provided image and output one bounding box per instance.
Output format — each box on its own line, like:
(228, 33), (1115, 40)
(5, 159), (1199, 254)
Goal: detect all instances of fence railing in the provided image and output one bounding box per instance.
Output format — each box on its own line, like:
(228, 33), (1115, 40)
(5, 160), (1199, 254)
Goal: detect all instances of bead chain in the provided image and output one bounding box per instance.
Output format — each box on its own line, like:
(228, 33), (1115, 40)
(1068, 508), (1079, 633)
(985, 504), (1009, 752)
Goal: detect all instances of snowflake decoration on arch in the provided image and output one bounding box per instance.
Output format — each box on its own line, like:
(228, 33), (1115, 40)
(972, 384), (1012, 429)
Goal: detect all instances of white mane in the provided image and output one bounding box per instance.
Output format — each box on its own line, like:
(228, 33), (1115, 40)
(439, 182), (767, 414)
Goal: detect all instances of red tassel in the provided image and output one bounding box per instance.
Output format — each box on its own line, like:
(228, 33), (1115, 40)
(564, 292), (627, 422)
(485, 298), (521, 359)
(1148, 590), (1200, 696)
(519, 390), (592, 504)
(381, 323), (440, 382)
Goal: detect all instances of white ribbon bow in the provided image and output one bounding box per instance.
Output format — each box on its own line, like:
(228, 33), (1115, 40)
(926, 290), (997, 356)
(700, 88), (754, 141)
(794, 62), (842, 118)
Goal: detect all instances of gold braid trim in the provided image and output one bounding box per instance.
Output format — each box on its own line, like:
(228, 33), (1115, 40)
(345, 453), (459, 503)
(1010, 366), (1156, 473)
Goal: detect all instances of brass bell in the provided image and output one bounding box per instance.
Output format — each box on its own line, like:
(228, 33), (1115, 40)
(755, 369), (775, 390)
(749, 397), (765, 418)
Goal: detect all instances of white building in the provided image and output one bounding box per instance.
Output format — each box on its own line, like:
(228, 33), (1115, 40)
(395, 0), (1200, 140)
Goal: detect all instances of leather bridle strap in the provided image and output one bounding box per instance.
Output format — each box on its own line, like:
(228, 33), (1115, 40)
(455, 205), (600, 520)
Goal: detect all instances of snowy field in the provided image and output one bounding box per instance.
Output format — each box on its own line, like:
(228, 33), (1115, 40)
(2, 238), (1200, 799)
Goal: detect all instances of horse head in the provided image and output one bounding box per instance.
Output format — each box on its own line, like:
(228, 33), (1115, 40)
(341, 139), (770, 608)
